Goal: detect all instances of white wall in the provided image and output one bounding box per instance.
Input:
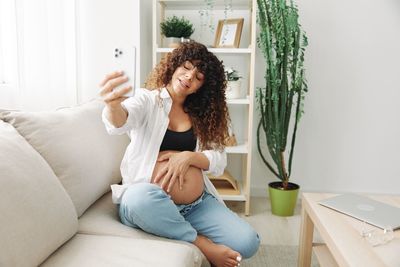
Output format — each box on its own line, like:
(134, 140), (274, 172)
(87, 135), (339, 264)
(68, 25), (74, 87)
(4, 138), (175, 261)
(77, 0), (152, 102)
(251, 0), (400, 196)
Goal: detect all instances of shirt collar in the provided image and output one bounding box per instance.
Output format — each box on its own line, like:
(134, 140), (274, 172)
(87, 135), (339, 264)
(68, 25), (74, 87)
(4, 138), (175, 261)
(159, 87), (171, 99)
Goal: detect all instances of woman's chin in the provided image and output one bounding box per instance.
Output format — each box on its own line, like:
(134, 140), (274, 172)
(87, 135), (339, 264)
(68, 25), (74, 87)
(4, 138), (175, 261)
(173, 85), (185, 94)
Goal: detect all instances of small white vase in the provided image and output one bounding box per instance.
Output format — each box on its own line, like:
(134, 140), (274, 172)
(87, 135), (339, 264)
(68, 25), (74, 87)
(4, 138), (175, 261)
(226, 80), (242, 99)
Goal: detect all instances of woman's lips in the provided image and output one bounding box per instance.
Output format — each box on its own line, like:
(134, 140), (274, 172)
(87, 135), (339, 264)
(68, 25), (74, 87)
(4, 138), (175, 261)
(179, 79), (190, 88)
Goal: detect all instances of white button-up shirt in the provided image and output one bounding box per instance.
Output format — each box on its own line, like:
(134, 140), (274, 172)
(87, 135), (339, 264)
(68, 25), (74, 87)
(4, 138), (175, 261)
(102, 87), (226, 204)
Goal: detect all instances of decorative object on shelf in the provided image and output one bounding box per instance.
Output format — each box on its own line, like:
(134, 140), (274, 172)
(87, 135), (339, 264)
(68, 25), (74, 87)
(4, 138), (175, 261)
(225, 122), (238, 147)
(214, 18), (244, 48)
(199, 0), (215, 33)
(225, 134), (237, 146)
(225, 67), (243, 99)
(160, 15), (194, 48)
(207, 170), (240, 195)
(198, 0), (233, 38)
(256, 0), (308, 216)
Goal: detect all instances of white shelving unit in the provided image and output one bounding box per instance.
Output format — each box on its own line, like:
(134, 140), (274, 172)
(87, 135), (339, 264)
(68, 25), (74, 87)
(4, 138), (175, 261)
(153, 0), (256, 215)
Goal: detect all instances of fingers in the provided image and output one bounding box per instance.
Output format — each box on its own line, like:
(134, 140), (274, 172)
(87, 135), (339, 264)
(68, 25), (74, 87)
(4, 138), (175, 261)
(167, 173), (178, 193)
(103, 86), (132, 103)
(160, 170), (172, 191)
(178, 174), (184, 190)
(153, 166), (168, 183)
(99, 71), (123, 87)
(157, 153), (171, 162)
(119, 85), (132, 96)
(100, 76), (129, 96)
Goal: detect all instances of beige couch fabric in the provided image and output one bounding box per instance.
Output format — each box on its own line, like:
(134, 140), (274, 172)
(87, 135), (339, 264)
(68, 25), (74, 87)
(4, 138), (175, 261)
(78, 192), (209, 267)
(0, 100), (130, 216)
(0, 121), (78, 267)
(41, 234), (200, 267)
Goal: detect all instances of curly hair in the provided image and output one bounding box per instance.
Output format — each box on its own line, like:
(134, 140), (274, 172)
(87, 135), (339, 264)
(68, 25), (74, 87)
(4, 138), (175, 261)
(145, 41), (230, 151)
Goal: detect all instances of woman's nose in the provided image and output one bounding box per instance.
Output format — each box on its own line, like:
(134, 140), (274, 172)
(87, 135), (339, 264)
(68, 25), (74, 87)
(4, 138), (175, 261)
(185, 70), (195, 80)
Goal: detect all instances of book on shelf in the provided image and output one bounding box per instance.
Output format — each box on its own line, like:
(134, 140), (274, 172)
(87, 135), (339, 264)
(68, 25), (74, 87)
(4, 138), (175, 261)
(207, 170), (240, 195)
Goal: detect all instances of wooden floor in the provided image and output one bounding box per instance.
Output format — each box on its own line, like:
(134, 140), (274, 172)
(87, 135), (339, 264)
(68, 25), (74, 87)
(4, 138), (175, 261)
(226, 197), (305, 246)
(226, 197), (323, 266)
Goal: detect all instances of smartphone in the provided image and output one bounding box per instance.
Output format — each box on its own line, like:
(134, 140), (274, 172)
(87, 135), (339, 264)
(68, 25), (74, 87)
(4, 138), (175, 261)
(112, 45), (136, 97)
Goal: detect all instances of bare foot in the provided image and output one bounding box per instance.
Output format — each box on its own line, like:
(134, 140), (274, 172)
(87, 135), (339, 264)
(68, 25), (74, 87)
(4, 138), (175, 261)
(193, 235), (241, 267)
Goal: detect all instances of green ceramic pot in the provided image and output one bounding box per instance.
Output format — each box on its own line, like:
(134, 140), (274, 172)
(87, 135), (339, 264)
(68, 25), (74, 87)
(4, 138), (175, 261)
(268, 181), (300, 216)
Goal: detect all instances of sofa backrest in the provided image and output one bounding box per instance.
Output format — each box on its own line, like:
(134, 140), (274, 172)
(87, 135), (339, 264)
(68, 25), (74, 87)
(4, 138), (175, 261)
(0, 120), (78, 267)
(0, 100), (130, 217)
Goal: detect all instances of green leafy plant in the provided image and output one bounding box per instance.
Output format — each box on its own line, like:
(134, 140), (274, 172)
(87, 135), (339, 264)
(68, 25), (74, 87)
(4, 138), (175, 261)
(256, 0), (308, 189)
(160, 15), (194, 38)
(224, 67), (242, 81)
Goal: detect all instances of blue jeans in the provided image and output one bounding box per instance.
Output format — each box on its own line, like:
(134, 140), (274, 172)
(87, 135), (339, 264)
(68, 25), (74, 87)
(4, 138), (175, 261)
(119, 183), (260, 258)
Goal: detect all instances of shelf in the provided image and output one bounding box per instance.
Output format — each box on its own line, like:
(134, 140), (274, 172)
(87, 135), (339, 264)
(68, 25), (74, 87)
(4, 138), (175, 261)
(226, 142), (248, 154)
(221, 194), (246, 201)
(156, 47), (252, 54)
(154, 0), (256, 215)
(158, 0), (251, 9)
(220, 182), (246, 201)
(313, 244), (339, 267)
(227, 97), (250, 105)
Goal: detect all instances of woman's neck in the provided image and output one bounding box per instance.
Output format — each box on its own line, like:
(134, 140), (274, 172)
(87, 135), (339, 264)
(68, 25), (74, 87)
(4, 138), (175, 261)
(166, 85), (185, 106)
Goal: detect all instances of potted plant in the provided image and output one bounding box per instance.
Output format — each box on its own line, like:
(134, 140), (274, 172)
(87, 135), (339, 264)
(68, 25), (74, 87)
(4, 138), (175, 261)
(160, 15), (194, 48)
(224, 67), (243, 99)
(256, 0), (308, 216)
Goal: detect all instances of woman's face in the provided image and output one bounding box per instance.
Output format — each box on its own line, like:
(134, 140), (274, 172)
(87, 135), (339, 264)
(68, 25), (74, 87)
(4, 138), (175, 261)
(169, 60), (205, 97)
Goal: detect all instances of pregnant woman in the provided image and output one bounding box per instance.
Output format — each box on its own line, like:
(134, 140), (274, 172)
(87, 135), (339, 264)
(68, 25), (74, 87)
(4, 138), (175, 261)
(100, 41), (259, 267)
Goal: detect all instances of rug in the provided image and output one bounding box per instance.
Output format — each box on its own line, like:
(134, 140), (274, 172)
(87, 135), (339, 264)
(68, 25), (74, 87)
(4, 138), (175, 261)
(240, 245), (320, 267)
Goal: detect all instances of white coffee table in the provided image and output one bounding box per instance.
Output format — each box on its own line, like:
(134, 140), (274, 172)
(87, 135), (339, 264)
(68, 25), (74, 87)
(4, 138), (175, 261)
(298, 193), (400, 267)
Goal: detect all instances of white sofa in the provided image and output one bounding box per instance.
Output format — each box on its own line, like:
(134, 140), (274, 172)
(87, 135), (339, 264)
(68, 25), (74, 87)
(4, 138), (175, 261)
(0, 100), (209, 267)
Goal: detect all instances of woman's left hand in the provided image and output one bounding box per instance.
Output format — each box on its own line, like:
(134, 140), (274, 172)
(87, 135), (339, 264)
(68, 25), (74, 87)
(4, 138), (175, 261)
(154, 151), (193, 193)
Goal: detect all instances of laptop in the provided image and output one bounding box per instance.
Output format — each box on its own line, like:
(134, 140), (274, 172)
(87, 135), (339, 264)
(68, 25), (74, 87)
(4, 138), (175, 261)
(318, 193), (400, 230)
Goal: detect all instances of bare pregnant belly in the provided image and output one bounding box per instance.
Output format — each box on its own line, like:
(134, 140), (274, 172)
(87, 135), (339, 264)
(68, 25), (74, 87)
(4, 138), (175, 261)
(151, 151), (204, 205)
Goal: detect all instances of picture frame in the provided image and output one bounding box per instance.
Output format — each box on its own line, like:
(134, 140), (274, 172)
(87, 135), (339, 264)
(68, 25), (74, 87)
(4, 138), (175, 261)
(214, 18), (244, 48)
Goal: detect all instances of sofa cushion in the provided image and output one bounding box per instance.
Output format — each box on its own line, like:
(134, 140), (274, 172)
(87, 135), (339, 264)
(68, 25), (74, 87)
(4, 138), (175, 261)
(78, 192), (209, 267)
(41, 234), (201, 267)
(79, 192), (156, 240)
(0, 121), (78, 267)
(0, 100), (130, 216)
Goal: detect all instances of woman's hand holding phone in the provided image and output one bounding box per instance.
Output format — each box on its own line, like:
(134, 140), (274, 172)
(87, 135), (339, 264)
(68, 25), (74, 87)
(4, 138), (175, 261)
(99, 71), (132, 105)
(99, 71), (132, 127)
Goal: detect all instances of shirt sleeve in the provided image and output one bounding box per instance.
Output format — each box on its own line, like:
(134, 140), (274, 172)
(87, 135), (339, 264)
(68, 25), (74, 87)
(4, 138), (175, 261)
(202, 149), (227, 177)
(101, 89), (149, 135)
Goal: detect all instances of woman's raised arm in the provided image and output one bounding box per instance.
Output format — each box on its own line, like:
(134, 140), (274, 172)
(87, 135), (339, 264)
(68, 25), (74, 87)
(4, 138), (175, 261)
(99, 71), (132, 128)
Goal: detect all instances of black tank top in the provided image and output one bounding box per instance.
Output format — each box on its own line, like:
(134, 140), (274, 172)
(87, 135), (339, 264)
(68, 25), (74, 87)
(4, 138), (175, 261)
(159, 128), (197, 152)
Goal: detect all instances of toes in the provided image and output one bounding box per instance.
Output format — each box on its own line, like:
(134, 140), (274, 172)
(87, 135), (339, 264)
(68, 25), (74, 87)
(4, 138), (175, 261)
(226, 251), (241, 267)
(225, 258), (239, 267)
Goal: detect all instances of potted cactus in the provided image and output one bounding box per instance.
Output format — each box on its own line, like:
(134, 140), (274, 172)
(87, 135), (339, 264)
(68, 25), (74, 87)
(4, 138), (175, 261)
(256, 0), (308, 216)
